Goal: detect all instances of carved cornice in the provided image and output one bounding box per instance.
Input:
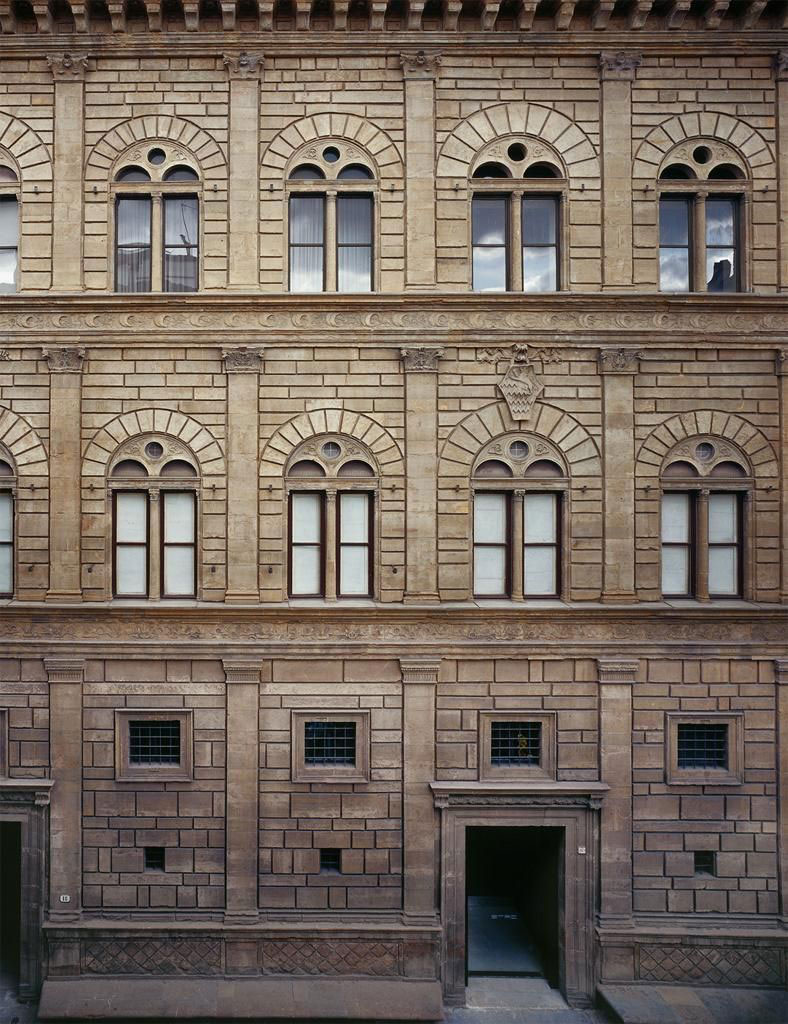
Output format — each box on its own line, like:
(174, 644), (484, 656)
(46, 53), (89, 79)
(597, 657), (640, 683)
(400, 50), (441, 80)
(599, 51), (642, 79)
(0, 779), (55, 807)
(400, 657), (441, 684)
(400, 346), (443, 372)
(222, 52), (263, 78)
(44, 658), (85, 683)
(599, 347), (640, 374)
(43, 346), (85, 373)
(222, 346), (263, 372)
(774, 51), (788, 81)
(222, 660), (261, 683)
(776, 349), (787, 376)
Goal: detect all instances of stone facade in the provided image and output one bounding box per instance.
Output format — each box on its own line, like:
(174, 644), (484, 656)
(0, 7), (786, 1020)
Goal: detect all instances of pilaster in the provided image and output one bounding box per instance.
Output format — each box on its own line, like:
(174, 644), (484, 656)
(777, 349), (788, 603)
(223, 347), (263, 602)
(599, 52), (640, 291)
(776, 660), (788, 925)
(401, 657), (439, 920)
(46, 657), (84, 921)
(597, 657), (637, 927)
(45, 346), (84, 601)
(47, 54), (87, 292)
(401, 346), (443, 602)
(598, 348), (638, 602)
(224, 53), (263, 290)
(775, 53), (788, 292)
(223, 660), (261, 922)
(400, 52), (439, 290)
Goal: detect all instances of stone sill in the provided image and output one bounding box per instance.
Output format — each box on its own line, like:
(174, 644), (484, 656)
(431, 780), (609, 797)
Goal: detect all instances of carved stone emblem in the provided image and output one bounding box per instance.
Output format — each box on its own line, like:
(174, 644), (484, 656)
(43, 347), (85, 373)
(399, 51), (441, 80)
(478, 344), (560, 421)
(222, 346), (263, 372)
(400, 346), (443, 372)
(774, 51), (788, 80)
(598, 348), (640, 374)
(222, 52), (263, 78)
(46, 53), (89, 79)
(599, 52), (642, 79)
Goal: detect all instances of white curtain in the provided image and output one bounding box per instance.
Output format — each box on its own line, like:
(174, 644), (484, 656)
(163, 492), (195, 596)
(474, 492), (507, 594)
(661, 492), (689, 595)
(339, 492), (369, 595)
(115, 492), (147, 595)
(289, 196), (324, 292)
(291, 492), (322, 594)
(0, 492), (12, 593)
(115, 197), (151, 293)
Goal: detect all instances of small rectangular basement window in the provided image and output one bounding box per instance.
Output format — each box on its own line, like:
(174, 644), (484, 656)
(490, 721), (541, 766)
(305, 720), (356, 765)
(115, 709), (193, 782)
(694, 851), (715, 876)
(144, 847), (166, 871)
(291, 711), (370, 783)
(479, 711), (556, 781)
(666, 714), (742, 785)
(677, 722), (728, 769)
(130, 720), (181, 764)
(320, 849), (341, 873)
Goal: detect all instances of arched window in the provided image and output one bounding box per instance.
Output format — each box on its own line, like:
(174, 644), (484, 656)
(109, 441), (199, 599)
(113, 146), (201, 293)
(660, 438), (750, 599)
(0, 161), (20, 294)
(0, 453), (16, 596)
(471, 436), (568, 599)
(287, 144), (376, 293)
(658, 142), (748, 293)
(286, 436), (378, 598)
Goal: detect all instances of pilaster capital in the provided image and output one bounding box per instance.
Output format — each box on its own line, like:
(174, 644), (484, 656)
(597, 658), (639, 684)
(774, 659), (788, 685)
(776, 348), (788, 376)
(44, 658), (85, 683)
(44, 346), (85, 373)
(400, 657), (441, 684)
(400, 346), (443, 372)
(222, 660), (261, 684)
(46, 52), (89, 80)
(774, 51), (788, 81)
(598, 347), (640, 374)
(599, 51), (642, 80)
(400, 50), (441, 80)
(222, 346), (263, 372)
(222, 52), (264, 79)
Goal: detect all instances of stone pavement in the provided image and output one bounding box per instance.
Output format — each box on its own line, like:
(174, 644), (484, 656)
(442, 978), (610, 1024)
(597, 983), (788, 1024)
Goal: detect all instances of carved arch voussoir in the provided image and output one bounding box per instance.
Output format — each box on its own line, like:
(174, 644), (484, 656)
(261, 410), (404, 477)
(85, 115), (227, 182)
(0, 112), (53, 180)
(436, 103), (600, 181)
(438, 401), (601, 479)
(633, 112), (775, 180)
(260, 114), (404, 179)
(0, 407), (48, 473)
(82, 410), (226, 477)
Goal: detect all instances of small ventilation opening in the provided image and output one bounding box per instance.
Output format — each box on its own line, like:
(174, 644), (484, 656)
(320, 848), (342, 873)
(144, 847), (166, 871)
(694, 851), (715, 876)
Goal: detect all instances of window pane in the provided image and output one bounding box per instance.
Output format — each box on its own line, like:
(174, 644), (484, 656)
(708, 493), (736, 544)
(472, 246), (506, 292)
(659, 248), (690, 292)
(0, 493), (12, 542)
(290, 196), (324, 244)
(116, 247), (151, 293)
(163, 249), (198, 292)
(661, 493), (689, 543)
(290, 246), (323, 292)
(659, 199), (689, 246)
(338, 246), (372, 293)
(472, 197), (507, 245)
(524, 546), (556, 596)
(116, 197), (151, 293)
(340, 492), (368, 543)
(116, 197), (151, 246)
(116, 546), (147, 595)
(292, 493), (321, 543)
(116, 492), (147, 543)
(706, 199), (735, 246)
(709, 546), (737, 595)
(163, 545), (195, 596)
(292, 545), (321, 594)
(163, 492), (195, 543)
(706, 248), (736, 292)
(522, 197), (556, 244)
(0, 543), (11, 594)
(337, 195), (372, 244)
(661, 547), (689, 595)
(474, 493), (506, 543)
(523, 246), (557, 292)
(0, 196), (18, 247)
(524, 493), (556, 543)
(474, 545), (506, 595)
(340, 545), (368, 595)
(164, 196), (198, 246)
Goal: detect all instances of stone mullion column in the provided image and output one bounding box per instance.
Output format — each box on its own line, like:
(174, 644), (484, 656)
(400, 51), (440, 291)
(401, 347), (443, 603)
(777, 351), (788, 603)
(223, 347), (263, 602)
(47, 54), (88, 292)
(696, 488), (710, 602)
(151, 196), (163, 292)
(148, 488), (161, 600)
(401, 657), (439, 920)
(597, 657), (637, 927)
(46, 347), (84, 601)
(599, 348), (638, 602)
(599, 52), (640, 291)
(775, 54), (788, 293)
(224, 53), (263, 290)
(46, 658), (84, 921)
(510, 190), (524, 293)
(325, 191), (337, 293)
(324, 489), (337, 601)
(692, 194), (706, 293)
(776, 660), (788, 924)
(224, 660), (261, 922)
(511, 490), (524, 600)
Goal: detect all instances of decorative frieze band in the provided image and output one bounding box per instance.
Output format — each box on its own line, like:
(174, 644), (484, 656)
(44, 658), (85, 684)
(400, 657), (441, 684)
(400, 51), (441, 80)
(400, 346), (443, 372)
(222, 346), (263, 372)
(46, 53), (89, 79)
(44, 347), (85, 373)
(223, 52), (264, 79)
(598, 347), (640, 374)
(599, 51), (642, 80)
(597, 658), (639, 684)
(222, 660), (261, 684)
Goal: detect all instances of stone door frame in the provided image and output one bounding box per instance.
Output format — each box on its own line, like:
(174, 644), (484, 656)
(432, 783), (606, 1008)
(0, 780), (53, 1000)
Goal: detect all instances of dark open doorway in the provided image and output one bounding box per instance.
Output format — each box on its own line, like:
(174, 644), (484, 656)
(466, 826), (562, 988)
(0, 821), (22, 995)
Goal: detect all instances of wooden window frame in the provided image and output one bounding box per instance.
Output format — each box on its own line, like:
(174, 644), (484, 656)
(112, 489), (150, 599)
(336, 192), (374, 295)
(160, 489), (197, 599)
(162, 193), (199, 294)
(705, 193), (741, 293)
(336, 489), (374, 599)
(115, 708), (193, 783)
(114, 194), (153, 294)
(708, 490), (743, 599)
(291, 709), (370, 783)
(0, 707), (8, 777)
(473, 490), (512, 599)
(471, 193), (510, 292)
(288, 490), (326, 598)
(288, 192), (327, 293)
(660, 490), (695, 598)
(0, 487), (14, 598)
(0, 192), (20, 295)
(521, 193), (561, 293)
(479, 710), (556, 781)
(658, 194), (693, 292)
(665, 712), (743, 786)
(522, 490), (561, 598)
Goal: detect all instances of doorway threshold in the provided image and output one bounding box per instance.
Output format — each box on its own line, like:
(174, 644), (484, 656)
(445, 977), (610, 1022)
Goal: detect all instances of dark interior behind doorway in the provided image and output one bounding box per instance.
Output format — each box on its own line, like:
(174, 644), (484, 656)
(0, 822), (22, 990)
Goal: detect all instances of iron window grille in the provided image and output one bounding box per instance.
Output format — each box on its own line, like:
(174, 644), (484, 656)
(115, 709), (193, 782)
(129, 720), (181, 764)
(677, 723), (728, 770)
(479, 711), (556, 780)
(291, 710), (370, 783)
(490, 721), (541, 766)
(304, 720), (357, 766)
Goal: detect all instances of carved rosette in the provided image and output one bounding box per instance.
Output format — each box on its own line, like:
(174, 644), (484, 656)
(399, 50), (441, 80)
(222, 52), (264, 79)
(774, 51), (788, 81)
(44, 347), (85, 373)
(598, 347), (640, 374)
(599, 51), (642, 80)
(222, 346), (263, 372)
(400, 346), (443, 372)
(46, 53), (89, 79)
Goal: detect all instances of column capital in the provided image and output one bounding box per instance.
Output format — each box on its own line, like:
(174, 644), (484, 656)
(400, 657), (441, 684)
(401, 346), (444, 372)
(222, 51), (264, 79)
(599, 51), (642, 81)
(223, 660), (261, 684)
(399, 50), (441, 81)
(44, 346), (85, 373)
(776, 348), (788, 376)
(597, 658), (639, 684)
(222, 346), (263, 372)
(46, 53), (89, 80)
(44, 658), (85, 683)
(774, 51), (788, 81)
(598, 347), (640, 374)
(775, 659), (788, 685)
